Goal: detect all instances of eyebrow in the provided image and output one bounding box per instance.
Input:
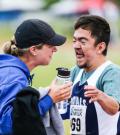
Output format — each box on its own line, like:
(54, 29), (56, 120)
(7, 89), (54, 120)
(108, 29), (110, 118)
(73, 36), (88, 41)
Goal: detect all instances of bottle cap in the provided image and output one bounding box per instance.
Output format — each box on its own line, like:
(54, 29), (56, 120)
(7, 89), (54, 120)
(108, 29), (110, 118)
(56, 67), (70, 77)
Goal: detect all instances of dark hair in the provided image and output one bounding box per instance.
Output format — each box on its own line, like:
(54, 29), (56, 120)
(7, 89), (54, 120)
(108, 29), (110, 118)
(74, 15), (111, 55)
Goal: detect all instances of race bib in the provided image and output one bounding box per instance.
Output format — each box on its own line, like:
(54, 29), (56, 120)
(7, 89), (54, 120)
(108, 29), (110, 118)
(70, 105), (87, 135)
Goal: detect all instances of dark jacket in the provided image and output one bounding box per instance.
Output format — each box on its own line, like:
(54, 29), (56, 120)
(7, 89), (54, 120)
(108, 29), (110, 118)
(12, 86), (47, 135)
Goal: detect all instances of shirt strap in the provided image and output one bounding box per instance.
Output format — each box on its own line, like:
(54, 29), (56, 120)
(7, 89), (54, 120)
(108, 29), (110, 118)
(74, 60), (112, 86)
(87, 60), (112, 86)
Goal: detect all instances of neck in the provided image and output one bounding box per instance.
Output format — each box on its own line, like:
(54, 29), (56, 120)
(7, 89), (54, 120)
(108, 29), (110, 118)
(19, 56), (35, 71)
(85, 56), (107, 72)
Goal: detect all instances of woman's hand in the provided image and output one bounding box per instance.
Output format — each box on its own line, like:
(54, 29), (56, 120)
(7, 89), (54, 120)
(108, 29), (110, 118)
(48, 80), (72, 103)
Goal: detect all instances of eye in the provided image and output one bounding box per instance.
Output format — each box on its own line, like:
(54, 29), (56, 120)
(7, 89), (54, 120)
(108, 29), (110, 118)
(81, 41), (86, 45)
(80, 39), (86, 45)
(47, 45), (53, 48)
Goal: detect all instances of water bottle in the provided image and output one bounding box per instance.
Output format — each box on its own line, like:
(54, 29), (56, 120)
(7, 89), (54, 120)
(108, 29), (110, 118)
(56, 67), (70, 114)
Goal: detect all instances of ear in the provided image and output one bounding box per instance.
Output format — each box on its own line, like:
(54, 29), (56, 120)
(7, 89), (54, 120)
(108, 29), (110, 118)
(29, 46), (38, 56)
(96, 42), (106, 54)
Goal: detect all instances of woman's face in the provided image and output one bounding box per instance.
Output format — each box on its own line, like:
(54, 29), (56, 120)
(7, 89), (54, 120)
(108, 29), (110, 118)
(34, 44), (57, 66)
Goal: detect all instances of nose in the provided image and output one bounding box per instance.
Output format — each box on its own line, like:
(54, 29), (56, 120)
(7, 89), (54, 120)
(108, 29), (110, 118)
(73, 41), (81, 49)
(53, 46), (57, 52)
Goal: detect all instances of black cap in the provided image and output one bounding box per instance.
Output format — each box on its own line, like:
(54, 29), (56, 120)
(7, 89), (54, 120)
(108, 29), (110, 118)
(14, 19), (66, 49)
(56, 67), (70, 77)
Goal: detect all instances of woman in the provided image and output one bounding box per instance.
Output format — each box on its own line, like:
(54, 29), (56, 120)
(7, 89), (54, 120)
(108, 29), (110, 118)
(0, 19), (72, 135)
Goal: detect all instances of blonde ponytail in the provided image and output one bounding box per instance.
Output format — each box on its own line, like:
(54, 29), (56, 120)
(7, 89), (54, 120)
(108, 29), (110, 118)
(3, 39), (19, 56)
(3, 38), (29, 57)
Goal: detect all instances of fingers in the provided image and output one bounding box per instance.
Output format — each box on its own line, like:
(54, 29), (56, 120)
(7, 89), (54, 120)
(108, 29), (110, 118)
(84, 85), (102, 103)
(48, 82), (72, 103)
(84, 90), (99, 97)
(84, 85), (98, 96)
(59, 82), (73, 90)
(89, 97), (98, 103)
(84, 85), (96, 90)
(59, 87), (71, 99)
(57, 87), (71, 101)
(51, 79), (57, 85)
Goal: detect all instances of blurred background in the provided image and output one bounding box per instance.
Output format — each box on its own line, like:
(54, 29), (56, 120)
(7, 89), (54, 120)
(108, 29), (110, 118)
(0, 0), (120, 134)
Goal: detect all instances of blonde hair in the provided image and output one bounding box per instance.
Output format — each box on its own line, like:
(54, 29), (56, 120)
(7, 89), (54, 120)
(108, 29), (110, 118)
(3, 40), (18, 56)
(3, 38), (44, 57)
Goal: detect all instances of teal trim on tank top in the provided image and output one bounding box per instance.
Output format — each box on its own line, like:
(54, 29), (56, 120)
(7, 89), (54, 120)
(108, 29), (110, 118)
(71, 64), (120, 102)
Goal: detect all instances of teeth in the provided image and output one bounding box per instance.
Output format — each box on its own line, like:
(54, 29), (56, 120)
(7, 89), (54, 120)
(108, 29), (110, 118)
(76, 54), (84, 58)
(76, 51), (83, 55)
(77, 53), (83, 55)
(75, 50), (84, 58)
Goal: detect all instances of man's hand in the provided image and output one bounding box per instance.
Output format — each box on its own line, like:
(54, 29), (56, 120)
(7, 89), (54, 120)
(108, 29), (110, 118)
(84, 85), (103, 103)
(84, 85), (119, 115)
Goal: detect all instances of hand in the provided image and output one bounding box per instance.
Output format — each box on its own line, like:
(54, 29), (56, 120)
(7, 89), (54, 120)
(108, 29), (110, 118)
(84, 85), (120, 115)
(48, 80), (72, 103)
(84, 85), (103, 103)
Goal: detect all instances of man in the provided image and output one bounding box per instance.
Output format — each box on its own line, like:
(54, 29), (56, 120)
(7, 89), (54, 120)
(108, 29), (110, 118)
(0, 19), (72, 135)
(62, 15), (120, 135)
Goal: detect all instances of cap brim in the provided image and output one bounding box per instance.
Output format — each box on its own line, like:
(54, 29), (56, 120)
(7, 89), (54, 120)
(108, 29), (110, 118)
(45, 34), (66, 46)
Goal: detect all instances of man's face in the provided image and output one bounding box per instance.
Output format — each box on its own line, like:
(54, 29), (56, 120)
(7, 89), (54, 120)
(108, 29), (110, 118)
(73, 28), (99, 71)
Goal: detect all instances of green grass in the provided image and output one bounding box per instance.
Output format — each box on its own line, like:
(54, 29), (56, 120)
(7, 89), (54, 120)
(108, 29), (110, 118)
(107, 47), (120, 65)
(0, 26), (120, 135)
(31, 45), (74, 135)
(31, 45), (120, 135)
(31, 45), (75, 88)
(32, 45), (120, 88)
(0, 25), (13, 44)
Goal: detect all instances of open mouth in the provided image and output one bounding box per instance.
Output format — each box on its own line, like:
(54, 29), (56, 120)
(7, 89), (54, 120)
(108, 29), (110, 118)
(75, 50), (85, 59)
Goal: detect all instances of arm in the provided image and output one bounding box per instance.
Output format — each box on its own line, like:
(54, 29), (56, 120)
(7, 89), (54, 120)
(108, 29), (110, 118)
(84, 85), (119, 115)
(84, 66), (120, 115)
(38, 81), (72, 116)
